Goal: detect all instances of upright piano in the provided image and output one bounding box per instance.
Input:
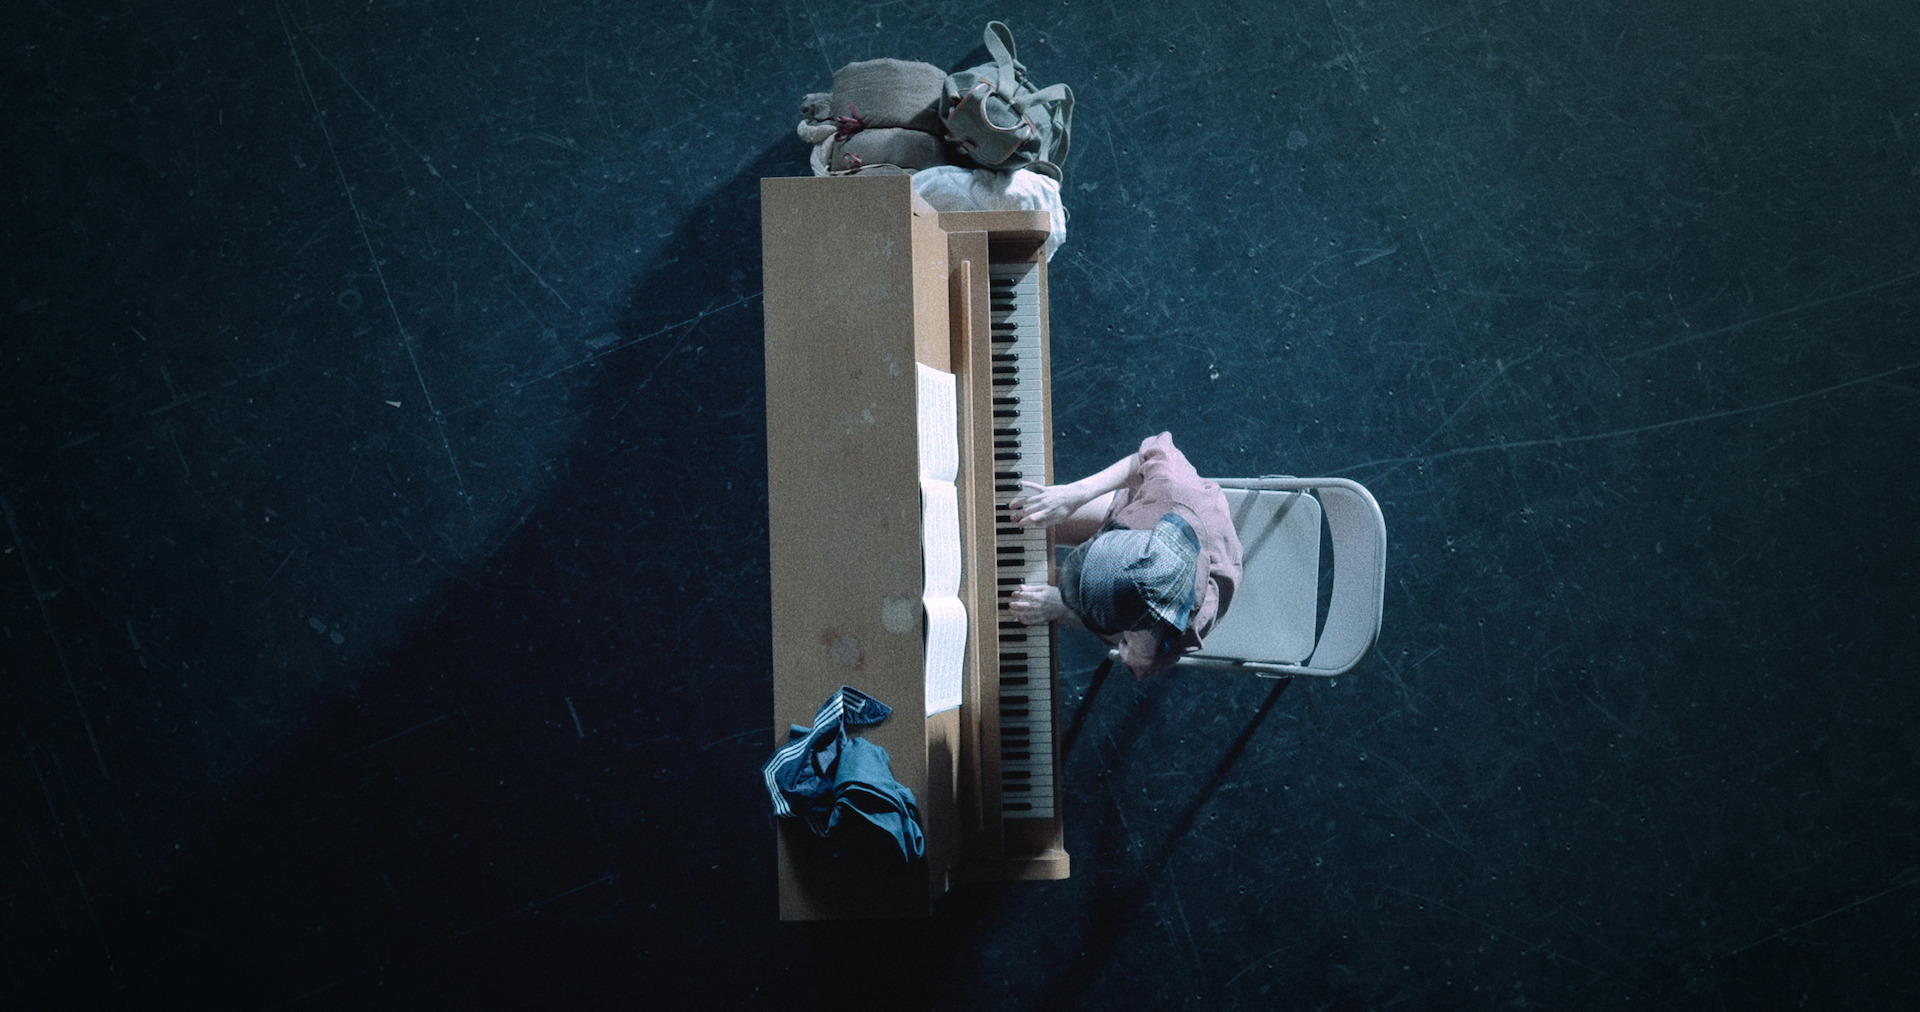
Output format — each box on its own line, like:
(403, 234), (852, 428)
(763, 174), (1069, 920)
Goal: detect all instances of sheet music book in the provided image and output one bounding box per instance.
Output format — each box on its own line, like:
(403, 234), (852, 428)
(918, 364), (965, 716)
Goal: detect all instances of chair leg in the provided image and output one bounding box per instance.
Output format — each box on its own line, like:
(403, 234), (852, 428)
(1060, 653), (1116, 762)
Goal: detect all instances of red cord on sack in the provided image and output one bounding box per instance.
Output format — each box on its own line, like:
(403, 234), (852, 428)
(834, 103), (867, 143)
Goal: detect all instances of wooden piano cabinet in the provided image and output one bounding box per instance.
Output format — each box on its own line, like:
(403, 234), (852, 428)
(763, 175), (1066, 921)
(764, 175), (960, 920)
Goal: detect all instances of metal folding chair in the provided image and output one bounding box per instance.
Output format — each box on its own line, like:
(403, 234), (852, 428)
(1176, 477), (1386, 678)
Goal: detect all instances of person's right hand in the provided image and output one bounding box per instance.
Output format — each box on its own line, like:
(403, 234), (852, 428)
(1008, 583), (1068, 625)
(1008, 480), (1086, 527)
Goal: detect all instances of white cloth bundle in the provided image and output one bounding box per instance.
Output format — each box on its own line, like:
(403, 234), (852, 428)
(910, 166), (1067, 261)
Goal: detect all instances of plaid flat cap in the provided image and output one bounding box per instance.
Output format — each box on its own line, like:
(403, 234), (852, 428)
(1060, 512), (1200, 637)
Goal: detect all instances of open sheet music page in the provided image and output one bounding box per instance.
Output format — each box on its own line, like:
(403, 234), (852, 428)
(918, 364), (965, 715)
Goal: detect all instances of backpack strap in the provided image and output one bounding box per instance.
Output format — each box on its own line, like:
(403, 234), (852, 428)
(1014, 83), (1071, 114)
(1014, 83), (1073, 168)
(983, 20), (1025, 96)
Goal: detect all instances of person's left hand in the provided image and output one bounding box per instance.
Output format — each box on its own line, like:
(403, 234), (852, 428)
(1009, 480), (1087, 528)
(1008, 583), (1068, 625)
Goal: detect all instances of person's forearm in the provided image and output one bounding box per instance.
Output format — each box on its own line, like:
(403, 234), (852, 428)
(1071, 452), (1141, 501)
(1009, 449), (1142, 530)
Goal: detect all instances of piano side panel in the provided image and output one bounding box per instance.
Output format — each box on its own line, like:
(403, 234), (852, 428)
(943, 229), (1005, 863)
(911, 202), (952, 373)
(910, 201), (963, 904)
(763, 175), (957, 920)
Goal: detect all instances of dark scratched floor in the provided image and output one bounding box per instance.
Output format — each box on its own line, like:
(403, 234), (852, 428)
(5, 1), (1919, 1008)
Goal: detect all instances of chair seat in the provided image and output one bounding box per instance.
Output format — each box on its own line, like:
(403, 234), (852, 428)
(1196, 488), (1321, 664)
(1176, 477), (1384, 678)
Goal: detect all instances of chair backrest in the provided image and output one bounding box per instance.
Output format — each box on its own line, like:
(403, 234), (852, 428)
(1182, 477), (1386, 678)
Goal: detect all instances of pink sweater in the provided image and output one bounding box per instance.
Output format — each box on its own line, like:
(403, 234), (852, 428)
(1103, 433), (1244, 677)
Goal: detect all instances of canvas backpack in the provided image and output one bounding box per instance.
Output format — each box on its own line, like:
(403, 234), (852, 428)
(941, 22), (1074, 181)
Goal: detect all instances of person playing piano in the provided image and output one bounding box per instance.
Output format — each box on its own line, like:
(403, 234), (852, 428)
(1006, 433), (1244, 678)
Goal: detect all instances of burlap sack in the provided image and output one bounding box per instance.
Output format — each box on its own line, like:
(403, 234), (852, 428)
(829, 127), (950, 173)
(800, 92), (834, 124)
(830, 58), (947, 134)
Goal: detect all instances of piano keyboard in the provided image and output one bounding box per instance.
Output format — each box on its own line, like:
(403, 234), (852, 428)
(989, 261), (1055, 820)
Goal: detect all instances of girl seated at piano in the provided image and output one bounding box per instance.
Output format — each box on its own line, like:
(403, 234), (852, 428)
(1006, 433), (1244, 679)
